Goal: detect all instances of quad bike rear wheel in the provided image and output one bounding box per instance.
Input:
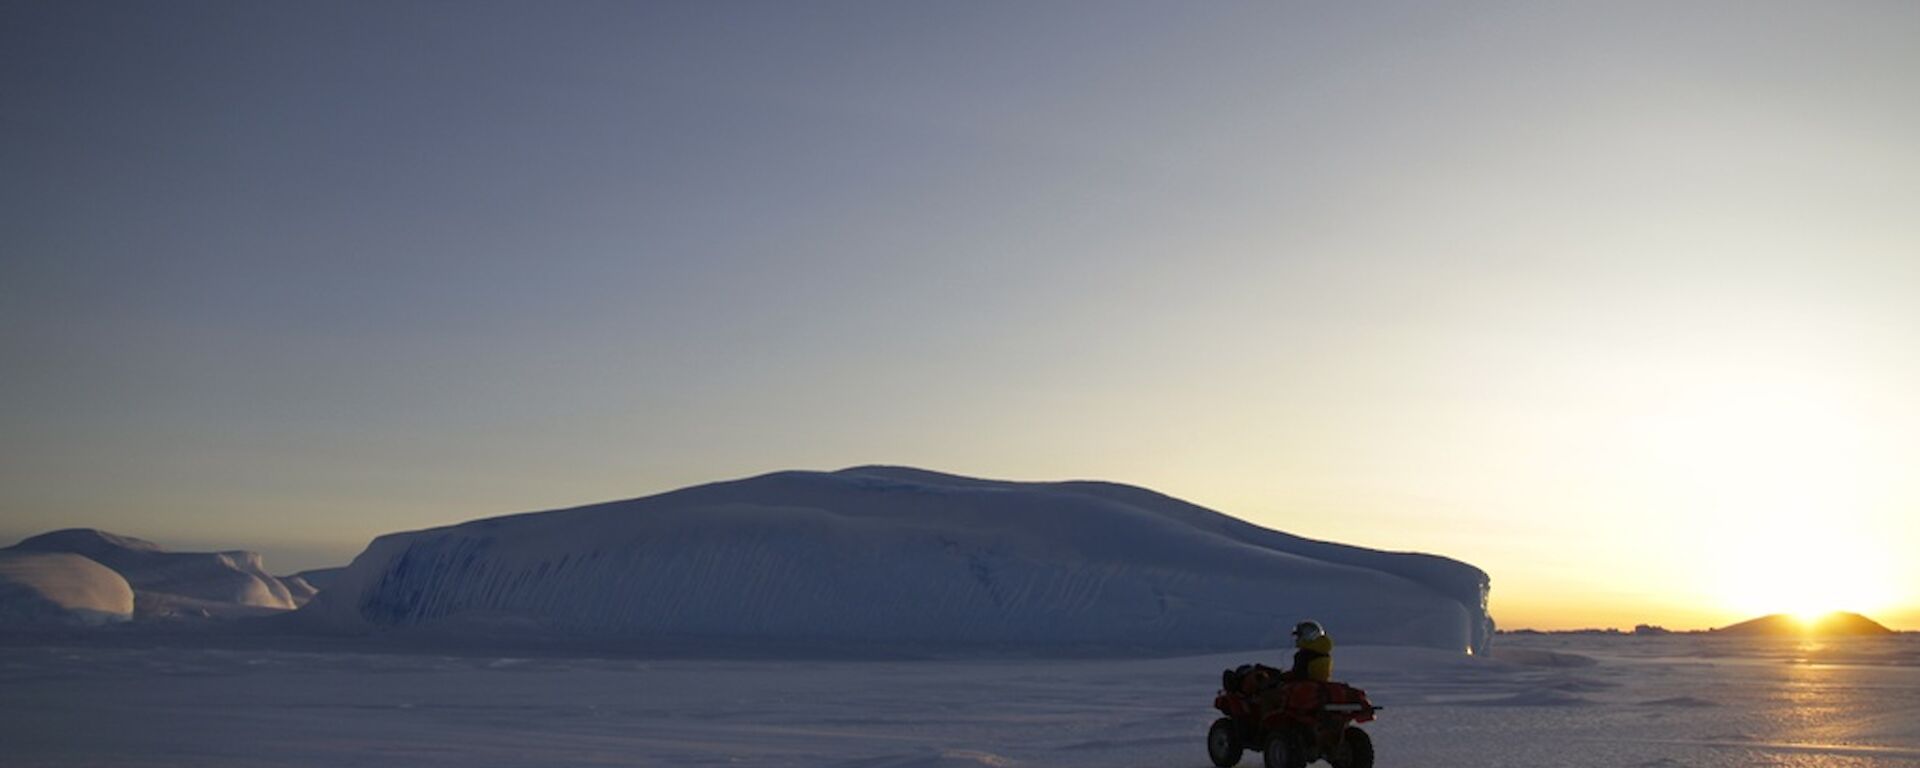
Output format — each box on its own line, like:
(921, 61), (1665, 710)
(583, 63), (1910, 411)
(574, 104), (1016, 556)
(1329, 726), (1374, 768)
(1206, 717), (1242, 767)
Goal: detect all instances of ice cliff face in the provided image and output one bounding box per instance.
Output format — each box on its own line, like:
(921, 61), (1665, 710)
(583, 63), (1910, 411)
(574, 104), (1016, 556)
(306, 467), (1494, 654)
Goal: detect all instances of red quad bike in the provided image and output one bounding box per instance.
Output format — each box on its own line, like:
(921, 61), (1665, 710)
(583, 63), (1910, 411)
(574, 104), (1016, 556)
(1209, 664), (1380, 768)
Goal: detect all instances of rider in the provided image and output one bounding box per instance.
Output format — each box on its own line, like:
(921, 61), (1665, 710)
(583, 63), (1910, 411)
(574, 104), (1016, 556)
(1282, 620), (1333, 682)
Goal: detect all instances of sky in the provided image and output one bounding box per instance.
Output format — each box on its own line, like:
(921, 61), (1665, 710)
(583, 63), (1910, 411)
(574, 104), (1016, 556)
(3, 1), (1916, 631)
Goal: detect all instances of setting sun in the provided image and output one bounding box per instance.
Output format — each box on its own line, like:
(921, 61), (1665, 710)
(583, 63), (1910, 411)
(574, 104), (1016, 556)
(1710, 531), (1900, 625)
(1609, 361), (1913, 629)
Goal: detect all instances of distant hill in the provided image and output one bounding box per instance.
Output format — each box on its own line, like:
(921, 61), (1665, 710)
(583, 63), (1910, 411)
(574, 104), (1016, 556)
(1712, 612), (1894, 636)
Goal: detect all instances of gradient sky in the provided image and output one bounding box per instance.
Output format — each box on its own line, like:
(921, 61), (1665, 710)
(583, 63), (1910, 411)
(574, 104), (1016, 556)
(4, 2), (1916, 630)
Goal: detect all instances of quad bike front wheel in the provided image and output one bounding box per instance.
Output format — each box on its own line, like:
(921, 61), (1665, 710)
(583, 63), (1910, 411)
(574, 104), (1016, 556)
(1262, 733), (1303, 768)
(1206, 717), (1243, 767)
(1329, 726), (1374, 768)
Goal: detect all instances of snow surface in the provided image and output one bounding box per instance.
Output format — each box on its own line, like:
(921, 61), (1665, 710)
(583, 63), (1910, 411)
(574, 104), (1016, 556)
(303, 467), (1492, 653)
(1, 633), (1915, 767)
(8, 529), (301, 616)
(0, 551), (133, 625)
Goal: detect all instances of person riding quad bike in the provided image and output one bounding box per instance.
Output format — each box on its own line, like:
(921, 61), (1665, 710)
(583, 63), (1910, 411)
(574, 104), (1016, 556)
(1259, 621), (1332, 713)
(1209, 620), (1377, 768)
(1282, 620), (1333, 682)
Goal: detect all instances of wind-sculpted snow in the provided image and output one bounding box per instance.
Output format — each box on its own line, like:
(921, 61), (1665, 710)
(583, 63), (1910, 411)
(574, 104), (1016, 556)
(306, 468), (1494, 653)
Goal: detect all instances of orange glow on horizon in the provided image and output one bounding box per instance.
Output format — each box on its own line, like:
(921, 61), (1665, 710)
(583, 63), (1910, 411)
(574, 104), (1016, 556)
(1488, 589), (1918, 633)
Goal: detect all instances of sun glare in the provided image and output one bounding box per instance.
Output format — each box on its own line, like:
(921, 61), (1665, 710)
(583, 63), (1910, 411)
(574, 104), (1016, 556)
(1637, 371), (1905, 626)
(1710, 526), (1897, 623)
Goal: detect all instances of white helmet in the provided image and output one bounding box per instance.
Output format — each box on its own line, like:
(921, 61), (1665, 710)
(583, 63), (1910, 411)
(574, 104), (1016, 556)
(1291, 620), (1325, 644)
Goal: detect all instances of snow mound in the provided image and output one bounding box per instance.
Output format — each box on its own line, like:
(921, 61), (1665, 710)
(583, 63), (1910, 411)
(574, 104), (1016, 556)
(304, 467), (1494, 653)
(1638, 696), (1718, 707)
(1452, 688), (1595, 707)
(1487, 648), (1598, 668)
(0, 550), (135, 625)
(11, 529), (300, 615)
(836, 749), (1017, 768)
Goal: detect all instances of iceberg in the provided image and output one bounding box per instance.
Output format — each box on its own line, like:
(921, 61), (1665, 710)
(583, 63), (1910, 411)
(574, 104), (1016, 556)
(10, 528), (301, 617)
(304, 467), (1493, 654)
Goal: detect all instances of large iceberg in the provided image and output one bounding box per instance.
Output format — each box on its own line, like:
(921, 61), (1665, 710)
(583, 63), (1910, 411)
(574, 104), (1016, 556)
(0, 550), (135, 626)
(304, 467), (1494, 654)
(9, 529), (303, 617)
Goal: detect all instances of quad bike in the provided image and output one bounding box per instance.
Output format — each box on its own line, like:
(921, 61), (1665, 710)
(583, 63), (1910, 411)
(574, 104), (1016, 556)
(1208, 664), (1380, 768)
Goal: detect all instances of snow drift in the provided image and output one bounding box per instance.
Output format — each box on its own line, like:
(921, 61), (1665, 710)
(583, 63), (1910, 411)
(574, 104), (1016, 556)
(9, 529), (301, 617)
(305, 467), (1494, 653)
(0, 550), (135, 625)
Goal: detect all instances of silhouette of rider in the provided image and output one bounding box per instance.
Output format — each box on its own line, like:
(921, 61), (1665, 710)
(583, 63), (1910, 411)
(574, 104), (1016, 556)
(1281, 620), (1333, 682)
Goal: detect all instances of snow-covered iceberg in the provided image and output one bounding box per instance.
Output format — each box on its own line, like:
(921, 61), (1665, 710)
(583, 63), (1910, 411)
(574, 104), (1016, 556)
(9, 529), (301, 617)
(0, 550), (135, 625)
(304, 467), (1494, 654)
